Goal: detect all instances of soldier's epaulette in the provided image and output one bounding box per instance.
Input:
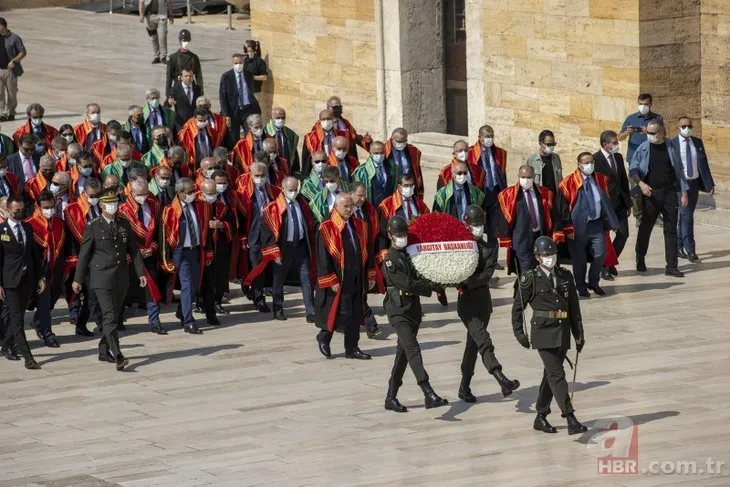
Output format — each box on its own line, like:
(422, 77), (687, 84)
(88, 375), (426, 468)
(555, 266), (573, 279)
(384, 258), (393, 269)
(87, 217), (101, 226)
(517, 268), (535, 288)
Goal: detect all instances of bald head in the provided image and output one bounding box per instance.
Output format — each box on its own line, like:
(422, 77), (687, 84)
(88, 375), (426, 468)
(67, 143), (82, 160)
(262, 138), (278, 154)
(131, 179), (149, 197)
(200, 157), (217, 172)
(282, 176), (298, 192)
(200, 179), (217, 196)
(319, 109), (334, 122)
(333, 136), (348, 151)
(272, 107), (286, 119)
(518, 164), (535, 178)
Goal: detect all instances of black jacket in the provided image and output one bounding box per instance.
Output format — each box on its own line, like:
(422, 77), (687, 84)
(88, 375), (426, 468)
(166, 49), (203, 97)
(218, 66), (261, 117)
(593, 150), (631, 215)
(382, 247), (432, 324)
(168, 81), (203, 131)
(0, 221), (41, 289)
(457, 239), (497, 317)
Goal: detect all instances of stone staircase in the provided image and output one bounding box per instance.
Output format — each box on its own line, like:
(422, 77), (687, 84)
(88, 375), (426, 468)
(409, 132), (464, 171)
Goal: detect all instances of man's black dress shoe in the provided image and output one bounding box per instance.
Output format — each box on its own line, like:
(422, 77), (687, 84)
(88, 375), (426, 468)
(117, 323), (127, 331)
(256, 301), (270, 313)
(316, 336), (331, 358)
(306, 314), (316, 324)
(206, 318), (221, 326)
(665, 267), (684, 277)
(98, 352), (115, 363)
(600, 269), (614, 281)
(1, 347), (19, 361)
(609, 266), (618, 276)
(688, 253), (700, 263)
(345, 348), (371, 360)
(273, 310), (287, 321)
(577, 288), (591, 298)
(636, 258), (647, 272)
(25, 359), (41, 370)
(588, 284), (606, 296)
(116, 356), (129, 371)
(150, 324), (168, 335)
(214, 303), (230, 315)
(44, 336), (60, 348)
(152, 57), (161, 64)
(678, 248), (689, 259)
(184, 325), (203, 334)
(76, 325), (94, 337)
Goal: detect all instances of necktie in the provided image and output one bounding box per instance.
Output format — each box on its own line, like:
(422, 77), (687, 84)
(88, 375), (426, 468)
(525, 190), (539, 230)
(15, 224), (23, 247)
(339, 161), (348, 181)
(278, 131), (288, 159)
(376, 165), (385, 186)
(24, 156), (35, 180)
(184, 204), (199, 247)
(186, 86), (193, 105)
(237, 73), (246, 106)
(254, 138), (262, 152)
(324, 133), (333, 154)
(108, 219), (116, 237)
(258, 188), (269, 211)
(403, 198), (410, 221)
(198, 131), (210, 157)
(0, 179), (7, 197)
(455, 188), (464, 219)
(159, 191), (169, 206)
(137, 203), (145, 223)
(608, 153), (617, 173)
(133, 127), (143, 150)
(346, 221), (357, 251)
(89, 205), (98, 220)
(289, 202), (300, 242)
(584, 177), (597, 220)
(685, 139), (694, 178)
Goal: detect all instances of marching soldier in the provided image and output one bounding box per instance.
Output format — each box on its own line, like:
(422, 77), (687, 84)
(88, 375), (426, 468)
(382, 215), (447, 412)
(457, 205), (520, 402)
(512, 236), (588, 435)
(72, 188), (147, 371)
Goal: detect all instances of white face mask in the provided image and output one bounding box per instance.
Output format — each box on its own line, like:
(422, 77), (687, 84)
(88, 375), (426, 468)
(540, 255), (557, 270)
(273, 118), (285, 129)
(205, 169), (215, 178)
(134, 195), (147, 205)
(157, 178), (170, 188)
(372, 154), (384, 165)
(638, 104), (650, 116)
(31, 117), (42, 126)
(233, 63), (244, 73)
(89, 113), (101, 124)
(120, 159), (132, 168)
(181, 41), (190, 49)
(394, 141), (407, 151)
(335, 149), (347, 160)
(325, 182), (339, 193)
(454, 174), (467, 186)
(148, 99), (160, 109)
(252, 128), (263, 138)
(680, 127), (692, 138)
(63, 135), (74, 143)
(470, 225), (484, 238)
(455, 150), (467, 162)
(400, 186), (414, 199)
(253, 176), (267, 188)
(581, 163), (595, 175)
(183, 193), (196, 204)
(394, 236), (408, 249)
(42, 208), (56, 219)
(196, 120), (208, 129)
(204, 194), (217, 204)
(314, 162), (326, 174)
(68, 157), (77, 165)
(285, 190), (298, 201)
(320, 120), (333, 131)
(481, 137), (494, 148)
(647, 134), (659, 144)
(0, 169), (6, 177)
(87, 196), (99, 206)
(49, 183), (60, 195)
(103, 202), (118, 215)
(519, 177), (534, 190)
(542, 144), (554, 155)
(609, 143), (621, 154)
(216, 183), (228, 194)
(81, 166), (94, 177)
(269, 152), (277, 161)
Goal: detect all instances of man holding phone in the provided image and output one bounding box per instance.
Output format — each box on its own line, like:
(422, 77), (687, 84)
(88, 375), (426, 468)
(618, 93), (663, 225)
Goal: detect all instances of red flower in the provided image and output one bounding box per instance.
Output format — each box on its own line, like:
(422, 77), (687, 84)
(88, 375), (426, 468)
(408, 212), (472, 244)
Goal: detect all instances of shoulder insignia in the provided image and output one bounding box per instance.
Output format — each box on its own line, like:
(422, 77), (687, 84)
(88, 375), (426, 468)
(385, 260), (393, 268)
(521, 273), (528, 283)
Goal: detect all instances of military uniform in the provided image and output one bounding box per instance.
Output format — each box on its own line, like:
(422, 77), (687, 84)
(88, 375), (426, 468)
(74, 216), (145, 360)
(512, 265), (584, 417)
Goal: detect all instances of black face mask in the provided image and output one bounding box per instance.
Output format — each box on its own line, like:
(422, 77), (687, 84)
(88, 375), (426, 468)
(331, 106), (343, 119)
(131, 117), (143, 126)
(10, 211), (23, 220)
(156, 136), (170, 149)
(42, 171), (55, 180)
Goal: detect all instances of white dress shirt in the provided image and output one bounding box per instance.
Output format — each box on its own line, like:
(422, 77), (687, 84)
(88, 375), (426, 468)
(8, 219), (26, 245)
(181, 202), (201, 248)
(679, 135), (699, 180)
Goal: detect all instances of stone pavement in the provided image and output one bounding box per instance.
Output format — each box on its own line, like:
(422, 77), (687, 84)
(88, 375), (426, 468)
(0, 8), (729, 487)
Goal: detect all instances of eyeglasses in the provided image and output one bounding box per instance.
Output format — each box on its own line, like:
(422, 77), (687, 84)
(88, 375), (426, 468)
(313, 159), (327, 163)
(680, 124), (693, 129)
(454, 171), (468, 176)
(646, 131), (658, 136)
(544, 143), (557, 147)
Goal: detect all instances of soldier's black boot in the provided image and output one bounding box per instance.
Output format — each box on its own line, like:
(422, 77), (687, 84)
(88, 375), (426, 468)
(458, 376), (476, 403)
(566, 413), (588, 435)
(533, 413), (558, 433)
(384, 383), (408, 413)
(420, 382), (448, 409)
(492, 370), (520, 397)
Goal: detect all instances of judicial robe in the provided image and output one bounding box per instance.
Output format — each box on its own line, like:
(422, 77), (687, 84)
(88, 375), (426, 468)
(13, 121), (58, 148)
(467, 142), (508, 183)
(180, 114), (228, 150)
(236, 178), (282, 279)
(437, 157), (487, 190)
(300, 169), (324, 202)
(199, 191), (239, 294)
(327, 151), (358, 183)
(90, 135), (116, 167)
(27, 209), (66, 306)
(353, 200), (386, 294)
(177, 122), (217, 170)
(101, 160), (146, 189)
(24, 171), (51, 202)
(377, 191), (429, 262)
(0, 133), (15, 158)
(383, 139), (425, 196)
(243, 193), (316, 287)
(73, 120), (108, 150)
(432, 181), (485, 217)
(264, 120), (300, 177)
(0, 172), (20, 197)
(100, 144), (143, 170)
(119, 195), (163, 304)
(314, 210), (375, 332)
(351, 156), (398, 206)
(301, 124), (336, 180)
(143, 103), (176, 140)
(309, 186), (347, 225)
(142, 144), (171, 169)
(309, 117), (370, 160)
(230, 131), (271, 171)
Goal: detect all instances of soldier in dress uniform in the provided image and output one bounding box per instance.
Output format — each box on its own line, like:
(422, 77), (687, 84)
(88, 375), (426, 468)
(512, 236), (588, 435)
(456, 205), (520, 402)
(382, 215), (448, 412)
(72, 188), (147, 371)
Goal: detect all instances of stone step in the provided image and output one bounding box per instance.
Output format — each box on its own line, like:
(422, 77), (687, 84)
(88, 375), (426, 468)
(409, 132), (466, 170)
(696, 191), (730, 228)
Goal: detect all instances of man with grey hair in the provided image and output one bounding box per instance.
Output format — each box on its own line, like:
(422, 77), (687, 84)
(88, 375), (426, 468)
(13, 103), (57, 148)
(50, 170), (71, 217)
(231, 113), (269, 169)
(138, 0), (173, 65)
(102, 143), (146, 189)
(195, 96), (228, 147)
(145, 88), (174, 134)
(196, 179), (221, 325)
(123, 105), (149, 153)
(24, 154), (55, 206)
(74, 103), (106, 150)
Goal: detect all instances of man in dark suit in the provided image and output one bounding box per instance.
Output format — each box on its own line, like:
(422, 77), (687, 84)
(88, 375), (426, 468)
(168, 67), (203, 131)
(219, 53), (261, 144)
(670, 116), (715, 263)
(72, 188), (147, 371)
(432, 161), (485, 219)
(594, 130), (631, 280)
(0, 195), (44, 368)
(8, 133), (40, 187)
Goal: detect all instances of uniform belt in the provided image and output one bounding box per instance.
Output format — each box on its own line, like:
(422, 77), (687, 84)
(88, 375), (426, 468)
(388, 290), (413, 297)
(533, 310), (568, 319)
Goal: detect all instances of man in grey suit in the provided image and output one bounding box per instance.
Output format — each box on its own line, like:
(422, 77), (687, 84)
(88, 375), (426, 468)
(7, 133), (39, 187)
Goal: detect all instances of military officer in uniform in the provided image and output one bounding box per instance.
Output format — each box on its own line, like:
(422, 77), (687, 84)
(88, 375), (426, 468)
(512, 236), (588, 435)
(382, 215), (448, 412)
(72, 188), (147, 371)
(457, 205), (520, 402)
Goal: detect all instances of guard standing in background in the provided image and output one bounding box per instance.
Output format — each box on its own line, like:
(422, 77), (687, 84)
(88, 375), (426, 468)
(512, 236), (588, 435)
(138, 0), (173, 65)
(166, 29), (203, 97)
(382, 215), (448, 412)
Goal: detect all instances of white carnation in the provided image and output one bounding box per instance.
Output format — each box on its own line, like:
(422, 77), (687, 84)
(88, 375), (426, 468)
(411, 251), (479, 286)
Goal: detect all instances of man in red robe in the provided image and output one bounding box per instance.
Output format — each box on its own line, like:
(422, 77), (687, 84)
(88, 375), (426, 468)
(230, 113), (270, 171)
(90, 120), (121, 165)
(74, 103), (107, 151)
(208, 170), (242, 314)
(328, 136), (358, 184)
(194, 96), (228, 148)
(437, 139), (486, 190)
(212, 146), (240, 188)
(300, 109), (337, 180)
(314, 192), (375, 360)
(325, 96), (372, 159)
(262, 138), (289, 187)
(0, 153), (20, 197)
(177, 107), (215, 170)
(24, 155), (55, 202)
(12, 103), (58, 148)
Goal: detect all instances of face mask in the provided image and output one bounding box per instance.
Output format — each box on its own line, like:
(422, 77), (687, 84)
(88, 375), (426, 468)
(31, 117), (42, 126)
(196, 120), (208, 129)
(89, 113), (101, 124)
(157, 178), (170, 188)
(285, 190), (298, 201)
(184, 193), (196, 204)
(372, 154), (384, 165)
(394, 141), (407, 151)
(325, 182), (338, 193)
(680, 127), (692, 138)
(609, 143), (621, 154)
(647, 134), (659, 144)
(216, 183), (228, 194)
(455, 150), (467, 162)
(470, 225), (484, 238)
(63, 135), (74, 143)
(269, 152), (277, 161)
(80, 166), (93, 176)
(156, 136), (169, 148)
(50, 183), (60, 195)
(454, 174), (467, 186)
(42, 208), (56, 219)
(42, 171), (55, 180)
(87, 196), (99, 206)
(10, 211), (23, 221)
(35, 144), (46, 154)
(540, 255), (557, 270)
(205, 169), (215, 178)
(400, 186), (414, 199)
(638, 104), (650, 116)
(331, 106), (343, 118)
(314, 162), (326, 174)
(542, 144), (554, 155)
(233, 63), (244, 73)
(252, 128), (263, 138)
(103, 202), (118, 215)
(273, 118), (285, 129)
(68, 157), (77, 165)
(181, 41), (190, 49)
(0, 169), (6, 177)
(581, 163), (595, 175)
(482, 137), (494, 148)
(253, 176), (267, 188)
(335, 149), (347, 160)
(320, 120), (333, 131)
(204, 194), (217, 204)
(519, 177), (534, 190)
(120, 159), (132, 168)
(149, 99), (160, 109)
(394, 236), (408, 249)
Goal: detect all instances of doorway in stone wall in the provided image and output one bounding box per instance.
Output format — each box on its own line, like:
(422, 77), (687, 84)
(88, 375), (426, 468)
(444, 0), (467, 136)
